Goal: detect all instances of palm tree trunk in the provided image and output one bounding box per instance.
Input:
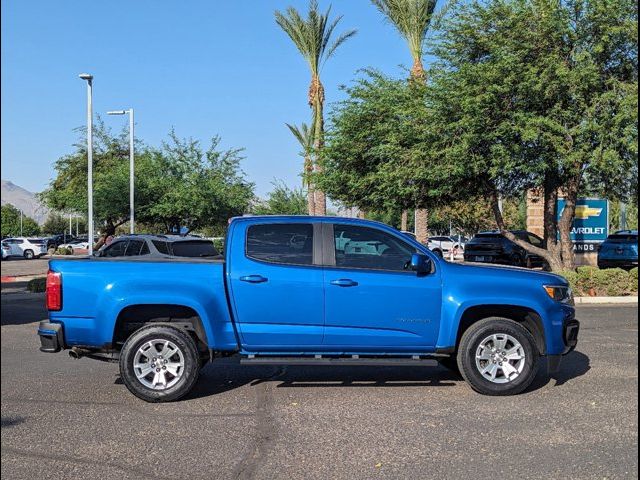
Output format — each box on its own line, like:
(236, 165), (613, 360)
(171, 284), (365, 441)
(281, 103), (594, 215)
(414, 208), (429, 244)
(304, 154), (315, 215)
(410, 59), (428, 243)
(401, 210), (408, 231)
(312, 77), (327, 216)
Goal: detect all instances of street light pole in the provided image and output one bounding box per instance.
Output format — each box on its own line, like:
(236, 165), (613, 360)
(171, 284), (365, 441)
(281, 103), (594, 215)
(107, 108), (135, 234)
(79, 73), (94, 255)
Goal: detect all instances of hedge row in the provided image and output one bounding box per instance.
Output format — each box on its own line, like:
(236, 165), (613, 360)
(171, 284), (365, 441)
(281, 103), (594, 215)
(560, 267), (638, 297)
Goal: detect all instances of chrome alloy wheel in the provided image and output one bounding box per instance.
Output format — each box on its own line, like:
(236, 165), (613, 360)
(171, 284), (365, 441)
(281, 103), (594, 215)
(133, 339), (185, 390)
(475, 333), (526, 384)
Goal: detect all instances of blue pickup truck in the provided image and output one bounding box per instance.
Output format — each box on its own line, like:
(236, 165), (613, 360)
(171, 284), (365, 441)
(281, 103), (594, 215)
(38, 216), (579, 402)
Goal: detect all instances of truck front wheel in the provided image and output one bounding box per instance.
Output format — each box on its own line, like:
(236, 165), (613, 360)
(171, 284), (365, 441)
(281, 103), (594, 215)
(457, 317), (539, 396)
(119, 325), (200, 402)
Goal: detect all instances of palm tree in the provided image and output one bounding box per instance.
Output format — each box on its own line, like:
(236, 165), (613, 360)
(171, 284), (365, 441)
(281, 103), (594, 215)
(275, 1), (356, 215)
(371, 0), (438, 242)
(286, 121), (316, 215)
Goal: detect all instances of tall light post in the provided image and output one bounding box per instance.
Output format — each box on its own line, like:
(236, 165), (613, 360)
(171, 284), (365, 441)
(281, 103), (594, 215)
(107, 108), (135, 234)
(79, 73), (94, 255)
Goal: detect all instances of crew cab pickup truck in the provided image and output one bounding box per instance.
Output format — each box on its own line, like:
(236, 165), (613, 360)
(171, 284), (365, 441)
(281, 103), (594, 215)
(38, 216), (579, 402)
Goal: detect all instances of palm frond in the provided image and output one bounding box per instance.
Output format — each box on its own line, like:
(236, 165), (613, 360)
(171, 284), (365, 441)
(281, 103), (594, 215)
(275, 0), (357, 74)
(286, 121), (315, 154)
(371, 0), (438, 61)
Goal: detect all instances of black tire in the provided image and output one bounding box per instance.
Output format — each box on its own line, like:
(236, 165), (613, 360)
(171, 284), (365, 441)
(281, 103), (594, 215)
(119, 324), (200, 402)
(23, 249), (34, 260)
(432, 248), (443, 258)
(457, 317), (539, 396)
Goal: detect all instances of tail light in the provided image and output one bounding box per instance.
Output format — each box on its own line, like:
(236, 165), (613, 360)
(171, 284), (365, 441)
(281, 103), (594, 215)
(46, 270), (62, 311)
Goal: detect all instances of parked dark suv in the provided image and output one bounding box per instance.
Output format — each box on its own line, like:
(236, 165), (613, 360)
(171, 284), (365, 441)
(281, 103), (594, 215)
(597, 230), (638, 270)
(96, 234), (220, 259)
(464, 230), (545, 268)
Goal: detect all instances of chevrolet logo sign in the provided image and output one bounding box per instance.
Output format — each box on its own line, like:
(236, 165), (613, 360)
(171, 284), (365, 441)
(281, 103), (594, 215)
(574, 205), (603, 220)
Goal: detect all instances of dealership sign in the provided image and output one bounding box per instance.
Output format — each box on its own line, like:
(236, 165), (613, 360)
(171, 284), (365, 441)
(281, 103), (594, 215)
(557, 198), (609, 251)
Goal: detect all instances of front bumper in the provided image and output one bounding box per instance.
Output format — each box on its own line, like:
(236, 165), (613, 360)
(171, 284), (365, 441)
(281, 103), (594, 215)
(547, 317), (580, 374)
(38, 320), (65, 353)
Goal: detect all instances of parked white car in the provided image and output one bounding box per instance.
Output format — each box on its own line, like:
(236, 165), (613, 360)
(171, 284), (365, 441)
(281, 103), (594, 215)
(427, 236), (466, 258)
(58, 239), (90, 253)
(1, 237), (48, 259)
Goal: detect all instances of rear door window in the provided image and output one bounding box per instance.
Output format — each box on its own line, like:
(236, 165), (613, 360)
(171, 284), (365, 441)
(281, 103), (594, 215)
(170, 240), (219, 258)
(152, 240), (170, 255)
(246, 224), (313, 265)
(103, 241), (127, 257)
(124, 240), (146, 256)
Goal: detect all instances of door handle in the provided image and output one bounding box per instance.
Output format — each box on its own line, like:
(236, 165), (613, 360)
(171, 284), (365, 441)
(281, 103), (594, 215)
(330, 279), (358, 287)
(239, 275), (268, 283)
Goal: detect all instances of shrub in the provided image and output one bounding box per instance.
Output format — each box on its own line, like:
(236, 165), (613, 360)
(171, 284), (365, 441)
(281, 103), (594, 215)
(27, 277), (46, 293)
(560, 266), (638, 297)
(55, 247), (73, 255)
(600, 268), (631, 296)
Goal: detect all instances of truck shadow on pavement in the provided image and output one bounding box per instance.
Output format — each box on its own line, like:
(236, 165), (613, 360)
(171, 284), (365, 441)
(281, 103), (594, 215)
(183, 351), (590, 399)
(529, 350), (591, 391)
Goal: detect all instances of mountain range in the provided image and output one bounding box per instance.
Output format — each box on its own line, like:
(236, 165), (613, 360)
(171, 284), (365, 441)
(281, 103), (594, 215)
(1, 180), (49, 225)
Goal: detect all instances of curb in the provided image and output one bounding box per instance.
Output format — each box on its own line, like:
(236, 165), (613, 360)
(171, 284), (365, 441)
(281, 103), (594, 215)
(574, 296), (638, 304)
(1, 274), (46, 284)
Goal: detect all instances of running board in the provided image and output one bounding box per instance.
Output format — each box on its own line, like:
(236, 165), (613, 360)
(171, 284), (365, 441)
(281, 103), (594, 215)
(240, 355), (439, 367)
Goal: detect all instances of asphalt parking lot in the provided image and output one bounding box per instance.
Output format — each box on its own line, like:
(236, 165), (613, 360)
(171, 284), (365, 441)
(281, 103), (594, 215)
(1, 294), (637, 480)
(1, 258), (50, 278)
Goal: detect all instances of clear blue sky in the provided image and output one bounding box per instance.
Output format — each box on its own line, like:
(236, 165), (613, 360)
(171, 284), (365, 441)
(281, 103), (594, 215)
(2, 0), (419, 197)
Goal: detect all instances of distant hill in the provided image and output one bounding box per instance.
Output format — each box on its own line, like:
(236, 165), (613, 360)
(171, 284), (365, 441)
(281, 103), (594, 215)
(1, 180), (49, 225)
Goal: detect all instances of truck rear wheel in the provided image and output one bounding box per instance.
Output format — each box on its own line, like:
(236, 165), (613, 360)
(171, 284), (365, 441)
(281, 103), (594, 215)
(457, 317), (539, 396)
(119, 325), (200, 402)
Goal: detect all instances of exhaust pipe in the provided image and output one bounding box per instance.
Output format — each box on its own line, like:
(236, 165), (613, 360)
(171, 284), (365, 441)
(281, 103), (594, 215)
(69, 348), (83, 359)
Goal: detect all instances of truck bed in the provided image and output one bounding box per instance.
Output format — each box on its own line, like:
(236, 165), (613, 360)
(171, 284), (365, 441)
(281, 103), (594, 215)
(48, 257), (236, 350)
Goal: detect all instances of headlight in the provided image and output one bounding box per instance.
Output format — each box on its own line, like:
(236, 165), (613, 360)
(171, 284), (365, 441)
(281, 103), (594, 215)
(544, 285), (574, 305)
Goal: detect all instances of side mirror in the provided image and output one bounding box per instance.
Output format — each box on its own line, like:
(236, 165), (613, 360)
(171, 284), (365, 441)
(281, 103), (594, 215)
(410, 253), (432, 275)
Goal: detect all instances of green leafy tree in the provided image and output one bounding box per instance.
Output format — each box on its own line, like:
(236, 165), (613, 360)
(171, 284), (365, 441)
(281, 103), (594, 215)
(1, 204), (40, 237)
(286, 121), (316, 214)
(42, 213), (68, 235)
(275, 0), (356, 215)
(318, 71), (453, 217)
(40, 120), (142, 247)
(41, 213), (87, 236)
(371, 0), (439, 241)
(41, 123), (254, 246)
(138, 132), (255, 234)
(253, 181), (308, 215)
(426, 0), (637, 270)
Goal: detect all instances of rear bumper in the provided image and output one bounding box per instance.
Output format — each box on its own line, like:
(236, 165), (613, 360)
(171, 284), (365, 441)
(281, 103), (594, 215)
(37, 320), (65, 353)
(597, 259), (638, 269)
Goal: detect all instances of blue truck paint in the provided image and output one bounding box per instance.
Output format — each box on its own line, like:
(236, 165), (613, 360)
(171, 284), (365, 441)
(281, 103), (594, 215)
(42, 216), (575, 358)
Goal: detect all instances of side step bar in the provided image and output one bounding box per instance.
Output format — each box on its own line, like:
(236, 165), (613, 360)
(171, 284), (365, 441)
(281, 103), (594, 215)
(240, 356), (439, 367)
